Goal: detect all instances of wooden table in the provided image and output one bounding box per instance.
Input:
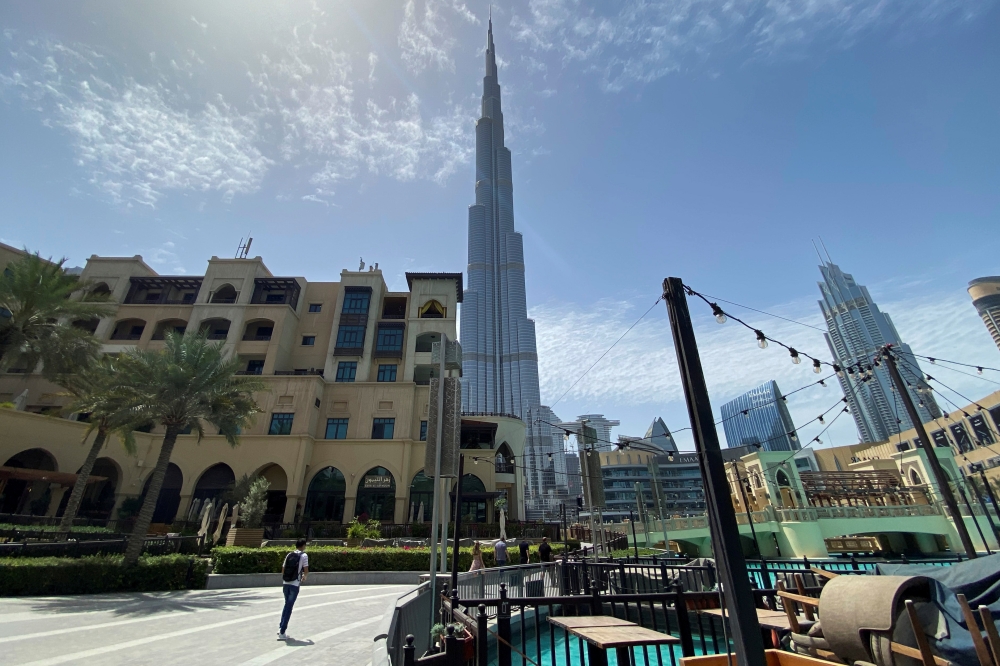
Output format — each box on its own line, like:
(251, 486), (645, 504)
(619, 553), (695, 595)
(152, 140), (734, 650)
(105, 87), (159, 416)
(698, 608), (797, 631)
(548, 617), (679, 666)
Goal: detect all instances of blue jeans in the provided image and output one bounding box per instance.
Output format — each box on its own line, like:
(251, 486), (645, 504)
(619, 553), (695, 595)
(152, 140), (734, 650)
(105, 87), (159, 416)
(279, 583), (300, 633)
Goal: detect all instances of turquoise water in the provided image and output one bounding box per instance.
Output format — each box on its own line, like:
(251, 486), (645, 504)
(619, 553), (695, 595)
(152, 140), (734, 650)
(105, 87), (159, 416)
(489, 607), (726, 666)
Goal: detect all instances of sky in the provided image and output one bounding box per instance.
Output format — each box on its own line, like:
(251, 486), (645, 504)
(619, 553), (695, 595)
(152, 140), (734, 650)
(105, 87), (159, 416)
(2, 1), (999, 452)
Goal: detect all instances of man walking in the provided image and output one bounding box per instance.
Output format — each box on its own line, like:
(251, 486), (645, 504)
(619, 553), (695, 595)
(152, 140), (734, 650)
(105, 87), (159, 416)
(494, 538), (508, 567)
(539, 537), (552, 562)
(518, 538), (530, 564)
(278, 538), (309, 640)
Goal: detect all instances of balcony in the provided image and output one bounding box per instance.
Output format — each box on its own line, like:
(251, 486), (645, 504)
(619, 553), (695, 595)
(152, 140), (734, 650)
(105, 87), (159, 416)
(274, 369), (324, 376)
(123, 277), (203, 305)
(495, 462), (515, 475)
(251, 278), (301, 308)
(243, 334), (272, 341)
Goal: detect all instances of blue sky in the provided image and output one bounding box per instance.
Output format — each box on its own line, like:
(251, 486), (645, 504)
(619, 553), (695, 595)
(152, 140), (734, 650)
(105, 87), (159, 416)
(2, 1), (999, 451)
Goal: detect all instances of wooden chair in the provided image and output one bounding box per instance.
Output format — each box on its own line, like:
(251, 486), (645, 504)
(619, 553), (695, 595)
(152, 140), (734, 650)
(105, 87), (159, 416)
(885, 600), (951, 666)
(956, 594), (998, 666)
(776, 581), (819, 634)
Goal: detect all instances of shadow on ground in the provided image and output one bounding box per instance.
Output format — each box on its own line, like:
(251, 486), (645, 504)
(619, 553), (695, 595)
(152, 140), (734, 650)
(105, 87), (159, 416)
(26, 589), (271, 617)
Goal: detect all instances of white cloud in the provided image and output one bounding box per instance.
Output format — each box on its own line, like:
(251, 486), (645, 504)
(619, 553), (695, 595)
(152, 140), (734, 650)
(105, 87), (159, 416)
(1, 41), (269, 207)
(398, 0), (479, 74)
(147, 240), (187, 273)
(509, 0), (994, 91)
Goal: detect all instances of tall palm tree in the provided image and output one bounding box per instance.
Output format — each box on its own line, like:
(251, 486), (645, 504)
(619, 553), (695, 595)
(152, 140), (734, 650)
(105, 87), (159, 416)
(55, 356), (131, 534)
(0, 251), (112, 373)
(83, 332), (264, 565)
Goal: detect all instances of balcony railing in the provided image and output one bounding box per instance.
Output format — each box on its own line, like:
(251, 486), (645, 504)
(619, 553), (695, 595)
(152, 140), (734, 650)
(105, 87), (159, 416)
(110, 334), (142, 341)
(210, 297), (237, 304)
(334, 346), (364, 356)
(206, 333), (229, 340)
(495, 462), (515, 475)
(235, 369), (263, 375)
(373, 347), (403, 358)
(274, 369), (324, 376)
(242, 335), (272, 341)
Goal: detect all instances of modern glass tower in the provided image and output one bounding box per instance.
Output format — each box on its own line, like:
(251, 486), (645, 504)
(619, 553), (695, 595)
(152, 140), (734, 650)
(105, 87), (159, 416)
(720, 381), (800, 452)
(460, 21), (566, 518)
(818, 262), (940, 442)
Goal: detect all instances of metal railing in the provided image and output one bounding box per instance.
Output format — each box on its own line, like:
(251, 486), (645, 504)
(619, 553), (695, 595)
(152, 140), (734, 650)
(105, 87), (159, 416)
(0, 534), (204, 558)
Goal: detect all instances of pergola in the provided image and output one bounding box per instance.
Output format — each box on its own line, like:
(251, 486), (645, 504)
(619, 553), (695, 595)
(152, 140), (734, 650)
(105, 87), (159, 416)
(0, 466), (106, 512)
(799, 470), (929, 507)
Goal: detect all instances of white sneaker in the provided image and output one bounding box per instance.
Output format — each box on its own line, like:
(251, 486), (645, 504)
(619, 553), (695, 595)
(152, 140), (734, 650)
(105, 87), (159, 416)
(277, 632), (287, 640)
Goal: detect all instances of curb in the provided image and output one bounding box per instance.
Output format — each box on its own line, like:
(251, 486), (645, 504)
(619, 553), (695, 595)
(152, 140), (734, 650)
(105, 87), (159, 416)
(206, 571), (422, 589)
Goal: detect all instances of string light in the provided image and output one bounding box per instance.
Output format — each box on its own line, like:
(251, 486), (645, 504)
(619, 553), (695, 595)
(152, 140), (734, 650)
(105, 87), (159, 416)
(755, 330), (768, 349)
(978, 367), (984, 375)
(818, 415), (825, 425)
(711, 303), (727, 324)
(547, 452), (553, 463)
(790, 348), (801, 365)
(812, 359), (822, 374)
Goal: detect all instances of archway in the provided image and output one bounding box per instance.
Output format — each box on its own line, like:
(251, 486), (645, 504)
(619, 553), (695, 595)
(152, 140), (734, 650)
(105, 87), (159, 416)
(193, 463), (235, 504)
(110, 318), (146, 341)
(304, 467), (346, 522)
(451, 474), (488, 523)
(258, 464), (288, 520)
(211, 284), (238, 304)
(355, 467), (396, 522)
(1, 449), (57, 514)
(418, 300), (445, 318)
(242, 318), (275, 342)
(409, 471), (434, 522)
(909, 469), (923, 486)
(495, 442), (515, 473)
(141, 463), (183, 524)
(415, 332), (441, 353)
(152, 319), (187, 340)
(89, 282), (111, 299)
(199, 318), (231, 341)
(75, 458), (119, 520)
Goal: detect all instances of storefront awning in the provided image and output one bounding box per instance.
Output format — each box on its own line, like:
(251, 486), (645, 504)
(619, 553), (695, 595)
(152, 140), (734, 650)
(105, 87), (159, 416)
(0, 466), (106, 487)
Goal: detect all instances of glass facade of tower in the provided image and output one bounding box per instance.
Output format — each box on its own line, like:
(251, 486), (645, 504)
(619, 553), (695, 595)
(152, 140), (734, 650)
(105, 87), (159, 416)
(720, 381), (800, 452)
(459, 22), (566, 519)
(818, 262), (940, 442)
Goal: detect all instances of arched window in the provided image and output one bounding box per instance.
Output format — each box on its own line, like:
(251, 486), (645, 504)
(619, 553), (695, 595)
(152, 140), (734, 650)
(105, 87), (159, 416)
(88, 283), (112, 301)
(419, 300), (446, 318)
(408, 471), (434, 522)
(211, 284), (238, 304)
(193, 463), (235, 503)
(909, 469), (923, 486)
(141, 463), (183, 524)
(152, 319), (187, 340)
(110, 318), (146, 341)
(258, 464), (288, 520)
(242, 319), (275, 341)
(304, 467), (346, 522)
(452, 474), (488, 523)
(776, 470), (791, 487)
(1, 449), (57, 514)
(355, 467), (396, 522)
(199, 318), (231, 341)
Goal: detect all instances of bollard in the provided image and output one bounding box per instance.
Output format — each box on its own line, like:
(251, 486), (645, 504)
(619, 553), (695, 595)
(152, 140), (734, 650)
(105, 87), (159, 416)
(675, 585), (695, 657)
(403, 634), (415, 666)
(477, 604), (489, 666)
(498, 583), (512, 666)
(590, 580), (602, 616)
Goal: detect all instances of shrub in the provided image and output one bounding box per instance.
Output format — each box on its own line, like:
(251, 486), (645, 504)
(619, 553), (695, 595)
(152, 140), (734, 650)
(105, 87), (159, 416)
(240, 477), (269, 529)
(0, 523), (112, 534)
(345, 517), (381, 540)
(0, 554), (209, 596)
(117, 496), (142, 519)
(212, 543), (573, 574)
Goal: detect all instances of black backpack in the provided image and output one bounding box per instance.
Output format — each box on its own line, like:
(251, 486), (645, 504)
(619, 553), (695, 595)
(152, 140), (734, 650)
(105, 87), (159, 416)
(282, 551), (302, 582)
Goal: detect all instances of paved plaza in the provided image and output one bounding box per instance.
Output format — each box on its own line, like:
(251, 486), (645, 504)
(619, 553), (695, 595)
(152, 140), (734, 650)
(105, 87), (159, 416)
(0, 584), (413, 666)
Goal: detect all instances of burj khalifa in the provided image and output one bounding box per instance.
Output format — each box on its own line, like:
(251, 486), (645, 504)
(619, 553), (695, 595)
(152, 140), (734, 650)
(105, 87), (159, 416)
(460, 20), (568, 518)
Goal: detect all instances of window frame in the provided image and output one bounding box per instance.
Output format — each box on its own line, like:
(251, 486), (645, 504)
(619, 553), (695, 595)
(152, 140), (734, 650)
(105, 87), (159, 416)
(372, 417), (395, 440)
(325, 418), (349, 440)
(308, 303), (322, 313)
(301, 335), (316, 346)
(420, 420), (428, 441)
(377, 364), (398, 382)
(375, 324), (404, 353)
(268, 413), (295, 436)
(335, 361), (357, 383)
(342, 291), (371, 314)
(335, 325), (366, 347)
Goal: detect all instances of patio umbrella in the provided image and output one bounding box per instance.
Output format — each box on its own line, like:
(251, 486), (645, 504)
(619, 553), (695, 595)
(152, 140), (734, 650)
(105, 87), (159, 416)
(230, 502), (240, 528)
(197, 501), (212, 538)
(417, 501), (425, 523)
(410, 502), (416, 523)
(212, 503), (229, 544)
(13, 389), (28, 411)
(499, 508), (507, 541)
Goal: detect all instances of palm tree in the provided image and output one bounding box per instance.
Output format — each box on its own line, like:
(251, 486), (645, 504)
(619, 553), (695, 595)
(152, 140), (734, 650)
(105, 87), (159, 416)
(83, 331), (264, 565)
(0, 251), (112, 373)
(55, 356), (131, 534)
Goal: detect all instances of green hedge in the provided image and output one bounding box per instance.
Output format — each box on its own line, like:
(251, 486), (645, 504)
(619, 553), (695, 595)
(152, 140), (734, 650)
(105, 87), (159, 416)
(212, 542), (578, 574)
(0, 523), (113, 534)
(0, 554), (209, 596)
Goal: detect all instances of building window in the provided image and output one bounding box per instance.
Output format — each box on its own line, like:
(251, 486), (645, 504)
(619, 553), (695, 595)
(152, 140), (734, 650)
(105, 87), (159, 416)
(377, 364), (397, 382)
(302, 335), (316, 346)
(342, 291), (371, 314)
(268, 413), (294, 435)
(246, 359), (264, 375)
(335, 325), (365, 348)
(336, 362), (357, 382)
(372, 418), (395, 439)
(420, 420), (428, 441)
(326, 418), (349, 440)
(375, 324), (404, 353)
(308, 304), (322, 313)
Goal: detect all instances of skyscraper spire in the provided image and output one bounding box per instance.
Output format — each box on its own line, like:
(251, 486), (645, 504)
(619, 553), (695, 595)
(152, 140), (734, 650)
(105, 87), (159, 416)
(460, 21), (567, 519)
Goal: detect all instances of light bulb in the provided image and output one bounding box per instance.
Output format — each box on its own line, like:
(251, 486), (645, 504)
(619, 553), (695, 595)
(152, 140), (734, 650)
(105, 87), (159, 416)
(819, 379), (827, 387)
(812, 359), (822, 374)
(929, 357), (936, 364)
(818, 415), (825, 424)
(977, 367), (983, 375)
(547, 453), (553, 463)
(755, 330), (767, 349)
(789, 432), (798, 442)
(815, 438), (822, 446)
(790, 348), (801, 365)
(711, 303), (727, 324)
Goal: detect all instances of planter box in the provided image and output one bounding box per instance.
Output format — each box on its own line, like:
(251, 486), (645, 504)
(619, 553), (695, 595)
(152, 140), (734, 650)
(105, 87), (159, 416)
(226, 528), (265, 548)
(346, 538), (362, 548)
(681, 650), (837, 666)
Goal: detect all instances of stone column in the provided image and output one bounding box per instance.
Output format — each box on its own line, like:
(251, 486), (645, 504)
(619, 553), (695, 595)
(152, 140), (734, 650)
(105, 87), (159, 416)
(394, 495), (407, 524)
(46, 485), (68, 517)
(343, 496), (357, 522)
(282, 495), (300, 524)
(177, 493), (194, 523)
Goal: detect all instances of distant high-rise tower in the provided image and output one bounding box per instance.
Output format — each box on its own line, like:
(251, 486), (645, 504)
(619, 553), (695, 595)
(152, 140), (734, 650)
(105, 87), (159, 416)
(643, 418), (679, 453)
(460, 19), (566, 518)
(968, 277), (1000, 351)
(720, 381), (800, 452)
(818, 262), (940, 442)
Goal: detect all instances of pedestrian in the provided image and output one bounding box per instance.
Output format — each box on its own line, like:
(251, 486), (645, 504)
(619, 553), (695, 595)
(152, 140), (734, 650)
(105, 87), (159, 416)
(518, 538), (530, 564)
(539, 536), (552, 563)
(278, 537), (309, 640)
(494, 538), (508, 567)
(469, 541), (485, 571)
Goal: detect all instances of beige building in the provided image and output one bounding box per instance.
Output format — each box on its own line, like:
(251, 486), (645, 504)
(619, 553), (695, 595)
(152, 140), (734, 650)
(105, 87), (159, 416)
(969, 277), (1000, 351)
(0, 245), (526, 526)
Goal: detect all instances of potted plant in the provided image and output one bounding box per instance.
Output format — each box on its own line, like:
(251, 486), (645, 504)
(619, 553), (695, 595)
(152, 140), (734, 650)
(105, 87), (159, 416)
(346, 517), (367, 547)
(226, 477), (269, 547)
